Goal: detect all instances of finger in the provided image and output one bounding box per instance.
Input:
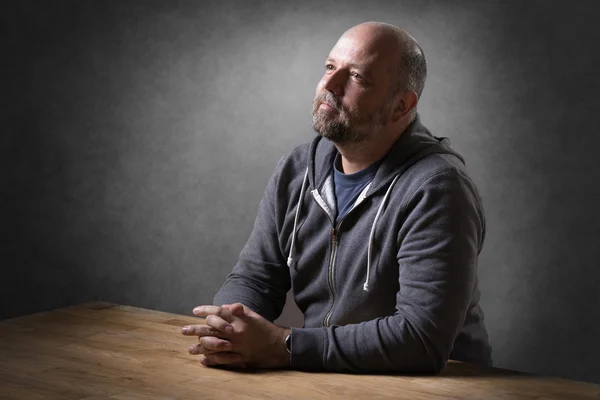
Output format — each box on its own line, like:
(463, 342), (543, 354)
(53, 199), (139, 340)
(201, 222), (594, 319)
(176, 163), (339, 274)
(205, 314), (234, 334)
(199, 336), (233, 352)
(181, 324), (226, 337)
(200, 352), (244, 366)
(223, 303), (245, 317)
(192, 305), (235, 322)
(188, 343), (222, 355)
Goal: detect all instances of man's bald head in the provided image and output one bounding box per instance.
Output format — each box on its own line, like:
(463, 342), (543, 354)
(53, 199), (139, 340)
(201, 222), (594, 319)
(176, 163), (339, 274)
(342, 22), (427, 101)
(312, 22), (426, 144)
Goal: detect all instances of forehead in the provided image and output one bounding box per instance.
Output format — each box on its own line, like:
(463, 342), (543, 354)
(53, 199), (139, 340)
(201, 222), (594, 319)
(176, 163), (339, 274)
(328, 34), (391, 74)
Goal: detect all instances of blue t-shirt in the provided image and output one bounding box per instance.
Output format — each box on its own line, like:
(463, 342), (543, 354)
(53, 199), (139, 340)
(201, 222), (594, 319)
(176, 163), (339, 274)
(333, 152), (383, 223)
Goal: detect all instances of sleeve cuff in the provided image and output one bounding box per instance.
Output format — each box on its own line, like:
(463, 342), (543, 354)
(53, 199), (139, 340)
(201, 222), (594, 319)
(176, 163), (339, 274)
(289, 327), (327, 370)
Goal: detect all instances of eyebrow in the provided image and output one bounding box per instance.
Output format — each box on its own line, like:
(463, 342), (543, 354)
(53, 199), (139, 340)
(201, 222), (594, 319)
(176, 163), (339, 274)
(325, 57), (367, 71)
(325, 57), (371, 74)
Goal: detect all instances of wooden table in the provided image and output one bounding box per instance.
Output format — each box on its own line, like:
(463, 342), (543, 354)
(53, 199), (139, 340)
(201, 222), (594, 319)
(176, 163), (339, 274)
(1, 302), (599, 400)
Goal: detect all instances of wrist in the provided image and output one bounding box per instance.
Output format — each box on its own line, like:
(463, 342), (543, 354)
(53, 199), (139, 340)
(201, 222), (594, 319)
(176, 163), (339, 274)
(277, 327), (292, 368)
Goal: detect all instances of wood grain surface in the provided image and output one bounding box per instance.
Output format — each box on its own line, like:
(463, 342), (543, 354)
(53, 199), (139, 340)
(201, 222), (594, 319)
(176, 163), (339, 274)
(0, 302), (598, 399)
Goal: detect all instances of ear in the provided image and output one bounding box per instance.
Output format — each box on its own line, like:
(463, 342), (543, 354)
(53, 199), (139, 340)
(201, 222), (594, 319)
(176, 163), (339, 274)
(390, 91), (418, 123)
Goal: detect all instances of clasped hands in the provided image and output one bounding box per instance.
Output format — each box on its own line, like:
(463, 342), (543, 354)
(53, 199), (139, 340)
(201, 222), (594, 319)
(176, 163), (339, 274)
(181, 303), (291, 369)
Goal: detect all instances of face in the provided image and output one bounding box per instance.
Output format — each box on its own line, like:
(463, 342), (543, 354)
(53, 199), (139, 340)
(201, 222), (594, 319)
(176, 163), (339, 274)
(312, 31), (395, 144)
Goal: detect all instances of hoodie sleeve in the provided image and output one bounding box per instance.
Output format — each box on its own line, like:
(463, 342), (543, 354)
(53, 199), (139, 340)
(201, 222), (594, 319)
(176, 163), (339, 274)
(213, 156), (291, 322)
(290, 168), (484, 373)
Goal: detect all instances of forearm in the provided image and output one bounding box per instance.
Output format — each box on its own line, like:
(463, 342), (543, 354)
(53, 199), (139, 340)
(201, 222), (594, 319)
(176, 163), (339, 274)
(213, 154), (293, 322)
(290, 313), (447, 373)
(213, 271), (288, 322)
(213, 274), (266, 316)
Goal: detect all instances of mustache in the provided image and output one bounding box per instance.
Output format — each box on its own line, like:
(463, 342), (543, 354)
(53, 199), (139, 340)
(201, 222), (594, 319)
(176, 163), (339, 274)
(314, 92), (344, 112)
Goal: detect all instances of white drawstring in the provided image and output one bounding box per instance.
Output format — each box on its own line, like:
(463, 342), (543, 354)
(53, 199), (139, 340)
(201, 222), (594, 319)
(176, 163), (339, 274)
(364, 174), (401, 291)
(287, 167), (309, 267)
(286, 166), (400, 291)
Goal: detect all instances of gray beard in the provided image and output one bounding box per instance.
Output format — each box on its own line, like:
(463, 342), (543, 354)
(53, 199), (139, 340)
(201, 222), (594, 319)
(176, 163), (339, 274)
(311, 112), (370, 144)
(311, 90), (392, 144)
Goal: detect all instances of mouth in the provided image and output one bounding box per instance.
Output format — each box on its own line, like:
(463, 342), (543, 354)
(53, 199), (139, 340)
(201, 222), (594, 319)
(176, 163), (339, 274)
(319, 102), (337, 112)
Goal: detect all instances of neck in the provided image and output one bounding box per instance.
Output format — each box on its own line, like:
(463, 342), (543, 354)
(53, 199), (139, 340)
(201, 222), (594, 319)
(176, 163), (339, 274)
(335, 124), (407, 174)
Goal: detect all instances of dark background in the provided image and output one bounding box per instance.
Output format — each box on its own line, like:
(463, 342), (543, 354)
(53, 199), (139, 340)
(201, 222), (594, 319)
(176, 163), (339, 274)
(2, 0), (600, 384)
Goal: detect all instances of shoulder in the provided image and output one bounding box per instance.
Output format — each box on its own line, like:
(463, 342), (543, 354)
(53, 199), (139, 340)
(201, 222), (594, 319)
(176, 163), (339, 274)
(397, 152), (486, 248)
(405, 152), (478, 190)
(398, 153), (483, 215)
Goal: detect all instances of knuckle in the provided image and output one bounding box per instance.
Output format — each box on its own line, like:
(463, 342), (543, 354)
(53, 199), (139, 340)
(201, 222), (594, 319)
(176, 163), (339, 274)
(201, 337), (224, 351)
(206, 315), (226, 329)
(212, 328), (224, 336)
(199, 337), (209, 348)
(220, 307), (232, 318)
(205, 326), (218, 336)
(217, 340), (229, 350)
(218, 307), (233, 320)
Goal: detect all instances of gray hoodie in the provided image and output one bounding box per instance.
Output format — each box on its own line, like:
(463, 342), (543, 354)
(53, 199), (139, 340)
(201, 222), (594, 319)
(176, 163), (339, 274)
(214, 115), (492, 373)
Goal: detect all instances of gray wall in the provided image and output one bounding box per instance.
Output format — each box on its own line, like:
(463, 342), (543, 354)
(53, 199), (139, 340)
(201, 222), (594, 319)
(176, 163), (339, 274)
(3, 0), (600, 384)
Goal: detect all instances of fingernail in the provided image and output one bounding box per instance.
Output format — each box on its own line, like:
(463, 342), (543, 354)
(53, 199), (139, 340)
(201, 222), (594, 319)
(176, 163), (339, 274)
(199, 355), (207, 365)
(225, 325), (234, 333)
(182, 326), (190, 333)
(188, 346), (194, 353)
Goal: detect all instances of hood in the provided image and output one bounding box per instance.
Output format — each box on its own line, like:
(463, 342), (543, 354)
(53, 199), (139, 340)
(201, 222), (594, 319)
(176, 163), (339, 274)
(306, 114), (465, 196)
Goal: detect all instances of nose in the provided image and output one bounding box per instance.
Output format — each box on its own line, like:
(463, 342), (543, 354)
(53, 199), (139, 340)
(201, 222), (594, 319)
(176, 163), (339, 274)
(321, 69), (346, 97)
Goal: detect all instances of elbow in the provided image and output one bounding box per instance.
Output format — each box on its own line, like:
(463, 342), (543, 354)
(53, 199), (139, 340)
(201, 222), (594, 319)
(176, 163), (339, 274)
(420, 340), (450, 374)
(401, 331), (450, 374)
(398, 322), (450, 374)
(426, 354), (448, 374)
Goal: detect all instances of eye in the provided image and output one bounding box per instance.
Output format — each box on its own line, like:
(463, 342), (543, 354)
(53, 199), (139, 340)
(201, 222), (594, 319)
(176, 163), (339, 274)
(325, 64), (335, 71)
(351, 72), (363, 80)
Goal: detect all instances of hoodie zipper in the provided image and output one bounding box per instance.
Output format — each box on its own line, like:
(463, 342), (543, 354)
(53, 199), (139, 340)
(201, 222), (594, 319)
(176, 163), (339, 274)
(323, 220), (343, 327)
(311, 189), (343, 328)
(313, 188), (368, 327)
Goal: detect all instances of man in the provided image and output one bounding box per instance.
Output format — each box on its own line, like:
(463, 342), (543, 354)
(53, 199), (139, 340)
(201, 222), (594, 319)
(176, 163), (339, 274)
(181, 21), (492, 373)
